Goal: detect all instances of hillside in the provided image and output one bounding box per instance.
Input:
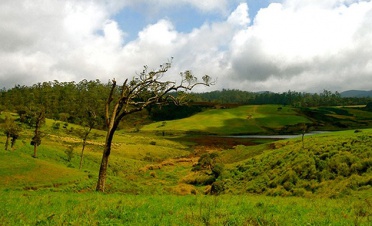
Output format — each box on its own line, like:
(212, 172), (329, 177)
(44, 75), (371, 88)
(1, 108), (372, 225)
(141, 104), (372, 134)
(1, 107), (371, 197)
(219, 129), (372, 198)
(341, 90), (372, 98)
(141, 105), (311, 135)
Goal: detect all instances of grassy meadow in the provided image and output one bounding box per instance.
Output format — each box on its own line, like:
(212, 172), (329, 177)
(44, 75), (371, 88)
(1, 105), (372, 225)
(1, 190), (371, 225)
(141, 105), (311, 135)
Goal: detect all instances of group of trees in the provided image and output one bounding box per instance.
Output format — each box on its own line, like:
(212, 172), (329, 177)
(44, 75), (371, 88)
(2, 84), (371, 129)
(191, 89), (371, 107)
(1, 114), (21, 151)
(1, 79), (108, 127)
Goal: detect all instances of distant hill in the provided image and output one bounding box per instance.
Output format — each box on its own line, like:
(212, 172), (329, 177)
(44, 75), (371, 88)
(340, 90), (372, 97)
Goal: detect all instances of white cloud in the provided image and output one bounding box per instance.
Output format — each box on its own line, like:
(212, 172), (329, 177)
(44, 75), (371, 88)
(229, 0), (372, 92)
(0, 0), (372, 93)
(228, 3), (251, 26)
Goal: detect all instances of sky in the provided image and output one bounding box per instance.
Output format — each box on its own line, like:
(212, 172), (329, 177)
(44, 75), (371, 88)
(1, 0), (372, 93)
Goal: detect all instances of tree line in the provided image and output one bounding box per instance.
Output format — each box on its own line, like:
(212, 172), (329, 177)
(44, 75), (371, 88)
(191, 89), (371, 107)
(2, 83), (371, 128)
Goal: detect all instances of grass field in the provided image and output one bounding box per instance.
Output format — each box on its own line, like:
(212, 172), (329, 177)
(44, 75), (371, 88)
(1, 106), (372, 225)
(1, 190), (371, 225)
(141, 105), (311, 135)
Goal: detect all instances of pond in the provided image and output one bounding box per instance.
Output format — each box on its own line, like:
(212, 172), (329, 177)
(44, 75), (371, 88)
(222, 131), (328, 139)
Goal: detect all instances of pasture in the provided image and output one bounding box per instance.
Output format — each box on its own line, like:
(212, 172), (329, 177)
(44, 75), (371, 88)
(141, 105), (311, 135)
(0, 105), (371, 225)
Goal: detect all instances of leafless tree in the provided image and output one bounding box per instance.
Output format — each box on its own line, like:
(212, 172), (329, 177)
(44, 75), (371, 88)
(96, 60), (213, 192)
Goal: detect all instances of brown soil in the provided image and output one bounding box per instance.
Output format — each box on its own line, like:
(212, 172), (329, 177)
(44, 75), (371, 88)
(184, 136), (260, 149)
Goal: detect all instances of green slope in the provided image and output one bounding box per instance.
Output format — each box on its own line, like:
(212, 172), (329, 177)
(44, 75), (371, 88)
(141, 105), (311, 135)
(0, 151), (86, 189)
(219, 129), (372, 198)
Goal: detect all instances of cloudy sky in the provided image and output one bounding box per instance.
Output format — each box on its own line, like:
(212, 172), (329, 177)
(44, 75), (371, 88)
(1, 0), (372, 93)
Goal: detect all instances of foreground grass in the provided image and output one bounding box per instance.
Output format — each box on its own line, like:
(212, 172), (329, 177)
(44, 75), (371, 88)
(1, 190), (371, 225)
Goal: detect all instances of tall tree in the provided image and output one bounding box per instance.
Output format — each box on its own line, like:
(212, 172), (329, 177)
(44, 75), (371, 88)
(28, 108), (46, 158)
(96, 61), (212, 192)
(1, 115), (21, 151)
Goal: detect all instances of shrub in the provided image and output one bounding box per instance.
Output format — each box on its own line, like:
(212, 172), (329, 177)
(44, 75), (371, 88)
(338, 163), (351, 177)
(210, 180), (225, 195)
(64, 146), (74, 162)
(181, 172), (215, 185)
(211, 163), (224, 178)
(52, 122), (60, 130)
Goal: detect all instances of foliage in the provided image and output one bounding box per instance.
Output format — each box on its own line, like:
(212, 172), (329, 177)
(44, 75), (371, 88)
(0, 80), (110, 129)
(301, 106), (372, 130)
(64, 146), (74, 162)
(190, 152), (224, 192)
(191, 89), (371, 107)
(1, 83), (371, 132)
(0, 114), (21, 150)
(148, 103), (203, 121)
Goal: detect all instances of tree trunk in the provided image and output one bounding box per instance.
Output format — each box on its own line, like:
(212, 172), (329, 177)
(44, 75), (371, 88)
(96, 144), (111, 192)
(5, 134), (10, 151)
(33, 144), (37, 158)
(79, 141), (86, 169)
(96, 128), (115, 192)
(79, 127), (92, 169)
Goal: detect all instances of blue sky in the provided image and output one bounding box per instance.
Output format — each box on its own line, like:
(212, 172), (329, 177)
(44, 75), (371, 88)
(1, 0), (372, 92)
(113, 1), (275, 41)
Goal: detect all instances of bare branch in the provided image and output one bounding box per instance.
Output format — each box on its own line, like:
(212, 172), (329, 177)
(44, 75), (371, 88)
(105, 80), (117, 127)
(96, 59), (213, 192)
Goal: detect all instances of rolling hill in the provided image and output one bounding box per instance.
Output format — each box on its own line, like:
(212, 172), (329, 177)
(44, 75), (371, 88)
(340, 90), (372, 98)
(141, 105), (311, 135)
(1, 105), (372, 224)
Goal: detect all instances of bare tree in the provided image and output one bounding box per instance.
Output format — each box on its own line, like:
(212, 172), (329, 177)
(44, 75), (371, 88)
(96, 60), (213, 192)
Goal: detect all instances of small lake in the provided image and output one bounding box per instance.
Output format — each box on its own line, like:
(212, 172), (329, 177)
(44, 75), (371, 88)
(223, 131), (328, 139)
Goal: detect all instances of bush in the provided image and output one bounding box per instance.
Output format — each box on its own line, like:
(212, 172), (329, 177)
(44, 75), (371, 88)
(52, 122), (60, 130)
(64, 146), (74, 162)
(181, 172), (215, 185)
(210, 180), (225, 195)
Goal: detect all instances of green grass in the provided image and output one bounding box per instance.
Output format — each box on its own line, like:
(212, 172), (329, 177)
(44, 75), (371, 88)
(141, 105), (311, 135)
(1, 108), (372, 225)
(1, 190), (371, 225)
(220, 129), (372, 198)
(0, 150), (86, 189)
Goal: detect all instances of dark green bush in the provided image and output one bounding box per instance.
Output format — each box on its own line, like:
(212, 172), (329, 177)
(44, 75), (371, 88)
(210, 180), (225, 195)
